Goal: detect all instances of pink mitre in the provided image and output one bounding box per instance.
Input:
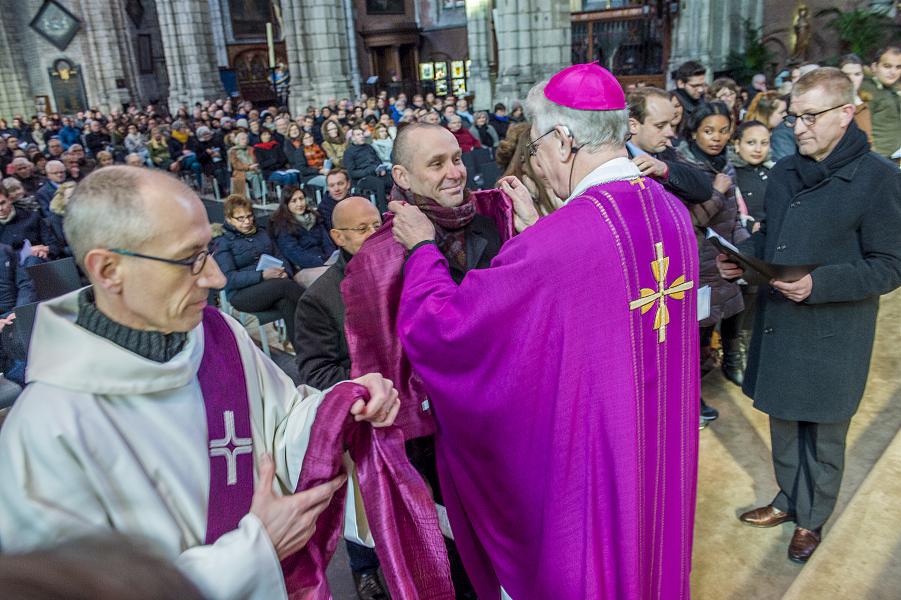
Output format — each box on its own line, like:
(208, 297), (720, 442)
(544, 63), (626, 111)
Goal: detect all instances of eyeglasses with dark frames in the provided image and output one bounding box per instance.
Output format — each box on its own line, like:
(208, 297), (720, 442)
(335, 222), (381, 234)
(109, 248), (212, 276)
(783, 104), (847, 128)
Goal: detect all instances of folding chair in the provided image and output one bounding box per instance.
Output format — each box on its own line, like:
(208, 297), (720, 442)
(26, 257), (83, 301)
(218, 291), (286, 358)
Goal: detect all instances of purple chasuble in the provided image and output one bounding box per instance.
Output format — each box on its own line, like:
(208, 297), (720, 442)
(198, 308), (453, 598)
(397, 177), (700, 599)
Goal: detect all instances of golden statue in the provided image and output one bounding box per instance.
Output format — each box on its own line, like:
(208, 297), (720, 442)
(791, 4), (812, 61)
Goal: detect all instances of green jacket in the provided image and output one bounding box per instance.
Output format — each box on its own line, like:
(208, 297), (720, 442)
(860, 76), (901, 158)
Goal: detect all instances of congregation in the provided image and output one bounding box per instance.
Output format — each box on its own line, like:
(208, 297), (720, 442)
(0, 42), (899, 600)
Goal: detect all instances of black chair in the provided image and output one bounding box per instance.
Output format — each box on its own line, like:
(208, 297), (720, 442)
(478, 162), (503, 189)
(26, 258), (82, 301)
(13, 301), (39, 358)
(461, 152), (479, 189)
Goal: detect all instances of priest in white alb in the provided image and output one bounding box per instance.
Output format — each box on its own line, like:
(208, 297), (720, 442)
(0, 167), (453, 600)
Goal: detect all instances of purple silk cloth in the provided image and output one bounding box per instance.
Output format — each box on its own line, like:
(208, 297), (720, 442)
(341, 189), (514, 440)
(397, 177), (701, 599)
(198, 308), (453, 598)
(282, 382), (454, 600)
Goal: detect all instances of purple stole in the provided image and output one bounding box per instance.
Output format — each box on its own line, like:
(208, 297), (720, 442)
(197, 307), (454, 598)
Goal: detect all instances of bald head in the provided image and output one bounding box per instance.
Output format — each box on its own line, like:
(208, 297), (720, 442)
(330, 196), (382, 256)
(390, 122), (449, 170)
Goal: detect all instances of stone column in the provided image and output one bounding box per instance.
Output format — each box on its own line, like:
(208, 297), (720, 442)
(156, 0), (223, 111)
(0, 6), (33, 119)
(75, 0), (138, 113)
(282, 0), (354, 111)
(668, 0), (763, 83)
(465, 0), (494, 107)
(494, 0), (570, 107)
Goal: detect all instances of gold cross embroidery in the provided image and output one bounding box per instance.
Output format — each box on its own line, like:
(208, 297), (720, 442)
(629, 242), (694, 343)
(629, 177), (646, 190)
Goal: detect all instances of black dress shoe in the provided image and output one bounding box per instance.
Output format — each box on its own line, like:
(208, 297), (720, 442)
(700, 399), (719, 422)
(353, 570), (389, 600)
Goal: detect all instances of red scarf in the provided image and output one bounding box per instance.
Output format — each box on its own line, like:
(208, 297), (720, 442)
(254, 140), (278, 150)
(389, 185), (475, 270)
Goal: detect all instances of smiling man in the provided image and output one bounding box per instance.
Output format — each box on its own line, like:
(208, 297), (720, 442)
(0, 167), (404, 600)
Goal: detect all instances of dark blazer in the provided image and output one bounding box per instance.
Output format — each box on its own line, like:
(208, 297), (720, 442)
(740, 152), (901, 422)
(214, 223), (293, 297)
(628, 145), (713, 204)
(295, 253), (350, 389)
(0, 208), (61, 258)
(448, 213), (503, 284)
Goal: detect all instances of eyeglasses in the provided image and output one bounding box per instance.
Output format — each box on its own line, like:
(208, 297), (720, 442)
(783, 104), (847, 128)
(230, 213), (254, 222)
(110, 248), (212, 276)
(527, 129), (555, 157)
(336, 222), (381, 233)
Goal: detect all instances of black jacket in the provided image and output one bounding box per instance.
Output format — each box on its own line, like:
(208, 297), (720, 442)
(214, 223), (293, 297)
(0, 244), (35, 314)
(740, 128), (901, 422)
(252, 142), (288, 178)
(627, 144), (713, 204)
(294, 253), (351, 389)
(272, 217), (336, 269)
(729, 149), (770, 223)
(0, 208), (61, 258)
(343, 143), (382, 181)
(445, 213), (503, 284)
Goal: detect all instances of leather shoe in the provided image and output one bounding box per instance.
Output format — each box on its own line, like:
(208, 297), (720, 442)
(788, 527), (821, 563)
(353, 570), (388, 600)
(739, 505), (795, 528)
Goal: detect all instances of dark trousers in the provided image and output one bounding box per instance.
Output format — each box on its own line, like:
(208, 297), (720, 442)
(229, 278), (302, 345)
(770, 416), (851, 530)
(346, 539), (380, 574)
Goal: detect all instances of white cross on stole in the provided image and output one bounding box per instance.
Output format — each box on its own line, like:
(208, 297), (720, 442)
(209, 411), (253, 486)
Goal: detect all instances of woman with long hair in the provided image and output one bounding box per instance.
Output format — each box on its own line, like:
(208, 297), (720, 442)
(675, 101), (749, 424)
(321, 119), (347, 168)
(495, 122), (562, 217)
(269, 186), (335, 286)
(744, 91), (788, 130)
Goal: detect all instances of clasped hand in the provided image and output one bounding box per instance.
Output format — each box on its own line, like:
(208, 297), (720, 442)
(251, 373), (399, 559)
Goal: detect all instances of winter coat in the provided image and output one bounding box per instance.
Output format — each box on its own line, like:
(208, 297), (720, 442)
(859, 76), (901, 158)
(739, 126), (901, 422)
(0, 243), (35, 314)
(214, 223), (293, 297)
(450, 128), (482, 153)
(728, 147), (772, 223)
(675, 140), (749, 326)
(342, 143), (382, 181)
(271, 216), (336, 269)
(283, 138), (320, 178)
(252, 142), (288, 178)
(469, 124), (499, 149)
(0, 208), (61, 258)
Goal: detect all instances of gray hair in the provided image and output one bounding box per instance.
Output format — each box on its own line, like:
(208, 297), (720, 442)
(65, 166), (161, 269)
(524, 80), (629, 151)
(1, 177), (23, 193)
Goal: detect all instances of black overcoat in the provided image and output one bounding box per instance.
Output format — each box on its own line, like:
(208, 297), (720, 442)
(740, 150), (901, 422)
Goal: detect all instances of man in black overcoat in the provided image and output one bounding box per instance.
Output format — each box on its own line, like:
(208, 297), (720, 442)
(718, 67), (901, 563)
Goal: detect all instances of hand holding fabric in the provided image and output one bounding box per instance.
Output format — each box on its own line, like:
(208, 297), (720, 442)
(498, 176), (539, 232)
(250, 454), (347, 560)
(713, 173), (732, 194)
(387, 201), (436, 250)
(348, 372), (400, 428)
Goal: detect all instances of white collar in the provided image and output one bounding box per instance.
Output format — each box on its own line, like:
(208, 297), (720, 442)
(565, 156), (642, 204)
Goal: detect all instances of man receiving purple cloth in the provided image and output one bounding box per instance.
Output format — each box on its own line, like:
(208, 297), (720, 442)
(389, 64), (701, 599)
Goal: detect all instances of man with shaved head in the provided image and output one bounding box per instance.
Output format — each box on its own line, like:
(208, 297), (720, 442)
(293, 196), (388, 598)
(0, 167), (403, 599)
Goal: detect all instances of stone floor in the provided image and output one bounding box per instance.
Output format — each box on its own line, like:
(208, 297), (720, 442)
(262, 287), (901, 599)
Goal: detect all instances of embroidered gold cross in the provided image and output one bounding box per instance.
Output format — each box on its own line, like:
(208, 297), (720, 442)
(629, 177), (646, 190)
(629, 242), (694, 343)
